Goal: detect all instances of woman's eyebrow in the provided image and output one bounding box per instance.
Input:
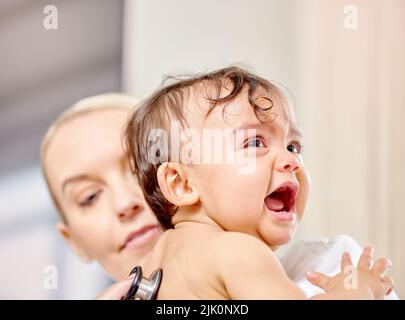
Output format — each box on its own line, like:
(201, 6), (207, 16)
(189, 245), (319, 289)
(62, 174), (93, 193)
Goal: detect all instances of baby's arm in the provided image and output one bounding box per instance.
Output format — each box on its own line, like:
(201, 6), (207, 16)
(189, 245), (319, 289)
(215, 233), (393, 300)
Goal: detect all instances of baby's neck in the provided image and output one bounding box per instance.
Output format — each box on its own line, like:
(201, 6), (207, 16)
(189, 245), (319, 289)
(174, 220), (222, 231)
(172, 208), (224, 232)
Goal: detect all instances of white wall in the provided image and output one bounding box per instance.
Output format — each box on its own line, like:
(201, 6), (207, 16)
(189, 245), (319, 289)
(122, 0), (308, 105)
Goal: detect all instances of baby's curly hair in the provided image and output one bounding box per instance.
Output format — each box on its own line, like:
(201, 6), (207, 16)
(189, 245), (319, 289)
(125, 66), (288, 230)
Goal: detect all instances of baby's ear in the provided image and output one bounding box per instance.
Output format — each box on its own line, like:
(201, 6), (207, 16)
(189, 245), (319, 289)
(157, 162), (199, 207)
(56, 222), (92, 263)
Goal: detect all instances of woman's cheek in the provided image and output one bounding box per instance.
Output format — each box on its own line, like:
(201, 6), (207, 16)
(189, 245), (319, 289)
(77, 215), (112, 250)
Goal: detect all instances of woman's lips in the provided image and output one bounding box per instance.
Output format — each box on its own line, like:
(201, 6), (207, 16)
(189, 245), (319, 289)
(119, 225), (159, 252)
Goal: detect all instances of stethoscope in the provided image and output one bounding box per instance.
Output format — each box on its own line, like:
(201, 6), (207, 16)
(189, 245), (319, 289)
(123, 266), (163, 300)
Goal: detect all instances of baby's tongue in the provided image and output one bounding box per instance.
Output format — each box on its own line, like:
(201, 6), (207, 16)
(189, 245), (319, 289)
(265, 196), (284, 211)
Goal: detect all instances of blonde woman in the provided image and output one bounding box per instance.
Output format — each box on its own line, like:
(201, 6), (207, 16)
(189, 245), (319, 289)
(40, 93), (162, 299)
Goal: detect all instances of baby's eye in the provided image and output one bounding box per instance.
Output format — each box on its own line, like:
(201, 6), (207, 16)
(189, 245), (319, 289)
(79, 191), (102, 208)
(244, 137), (266, 148)
(287, 141), (303, 154)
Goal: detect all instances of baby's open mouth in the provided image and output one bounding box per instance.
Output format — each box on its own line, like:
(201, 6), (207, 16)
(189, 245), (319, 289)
(265, 182), (298, 213)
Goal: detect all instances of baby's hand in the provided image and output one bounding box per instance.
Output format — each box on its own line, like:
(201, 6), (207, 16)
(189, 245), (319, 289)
(306, 246), (394, 299)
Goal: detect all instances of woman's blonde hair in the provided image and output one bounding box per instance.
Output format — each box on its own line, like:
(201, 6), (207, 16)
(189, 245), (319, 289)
(40, 93), (139, 222)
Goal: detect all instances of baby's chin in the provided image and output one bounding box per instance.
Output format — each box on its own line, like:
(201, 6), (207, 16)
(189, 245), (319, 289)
(259, 224), (297, 250)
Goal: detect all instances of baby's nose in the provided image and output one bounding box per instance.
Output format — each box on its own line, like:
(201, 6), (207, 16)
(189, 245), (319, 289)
(276, 152), (301, 173)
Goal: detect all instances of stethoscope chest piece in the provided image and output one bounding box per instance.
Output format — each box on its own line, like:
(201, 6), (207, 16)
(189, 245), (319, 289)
(123, 266), (162, 300)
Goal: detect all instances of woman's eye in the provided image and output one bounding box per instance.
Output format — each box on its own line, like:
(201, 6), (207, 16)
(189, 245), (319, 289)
(244, 137), (266, 148)
(287, 141), (303, 154)
(79, 191), (102, 208)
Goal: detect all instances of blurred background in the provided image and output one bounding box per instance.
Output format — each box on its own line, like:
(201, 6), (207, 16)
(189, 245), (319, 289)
(0, 0), (403, 298)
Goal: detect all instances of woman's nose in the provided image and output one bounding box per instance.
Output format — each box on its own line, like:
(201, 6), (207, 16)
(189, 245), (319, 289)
(112, 175), (145, 220)
(116, 199), (145, 221)
(113, 184), (145, 220)
(275, 150), (301, 173)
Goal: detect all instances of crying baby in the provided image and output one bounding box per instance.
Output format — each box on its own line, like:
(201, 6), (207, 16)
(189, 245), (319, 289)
(124, 66), (394, 299)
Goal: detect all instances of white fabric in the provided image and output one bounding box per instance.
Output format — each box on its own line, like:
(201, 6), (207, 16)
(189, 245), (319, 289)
(278, 235), (399, 299)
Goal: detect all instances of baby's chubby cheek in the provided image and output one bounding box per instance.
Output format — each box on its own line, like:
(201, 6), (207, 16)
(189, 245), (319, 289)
(295, 164), (311, 221)
(194, 163), (269, 223)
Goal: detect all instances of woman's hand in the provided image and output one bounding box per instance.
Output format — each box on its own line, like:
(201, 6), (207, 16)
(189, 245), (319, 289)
(95, 274), (135, 300)
(306, 245), (394, 299)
